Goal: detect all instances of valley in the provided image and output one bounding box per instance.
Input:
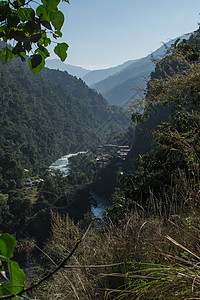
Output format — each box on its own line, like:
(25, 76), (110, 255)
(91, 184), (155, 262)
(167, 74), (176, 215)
(1, 23), (200, 299)
(46, 33), (191, 107)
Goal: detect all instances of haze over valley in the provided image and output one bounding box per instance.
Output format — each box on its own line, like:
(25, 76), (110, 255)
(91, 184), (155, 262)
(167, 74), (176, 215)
(46, 33), (191, 107)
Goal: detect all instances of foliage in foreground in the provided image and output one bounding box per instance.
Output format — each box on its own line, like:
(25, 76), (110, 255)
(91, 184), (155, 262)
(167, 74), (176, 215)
(0, 0), (69, 74)
(0, 233), (25, 298)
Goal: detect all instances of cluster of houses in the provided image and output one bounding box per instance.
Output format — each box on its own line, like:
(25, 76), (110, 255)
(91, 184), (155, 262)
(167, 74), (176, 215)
(116, 145), (131, 160)
(95, 144), (131, 165)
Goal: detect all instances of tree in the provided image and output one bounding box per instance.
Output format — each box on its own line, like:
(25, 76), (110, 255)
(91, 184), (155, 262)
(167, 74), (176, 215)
(106, 33), (200, 220)
(0, 0), (69, 74)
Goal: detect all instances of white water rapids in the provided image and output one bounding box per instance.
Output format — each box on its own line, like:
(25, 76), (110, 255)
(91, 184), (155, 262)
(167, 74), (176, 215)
(49, 151), (87, 175)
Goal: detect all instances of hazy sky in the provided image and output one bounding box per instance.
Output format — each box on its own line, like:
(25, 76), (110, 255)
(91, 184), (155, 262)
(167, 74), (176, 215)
(50, 0), (200, 69)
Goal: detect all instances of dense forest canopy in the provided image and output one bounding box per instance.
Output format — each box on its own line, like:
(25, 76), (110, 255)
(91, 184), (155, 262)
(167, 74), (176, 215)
(0, 52), (130, 171)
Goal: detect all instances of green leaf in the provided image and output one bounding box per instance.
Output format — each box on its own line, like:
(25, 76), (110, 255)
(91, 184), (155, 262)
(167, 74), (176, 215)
(28, 54), (45, 75)
(29, 54), (42, 68)
(13, 0), (25, 8)
(0, 254), (9, 261)
(0, 235), (25, 297)
(18, 0), (25, 5)
(30, 33), (42, 43)
(36, 5), (50, 22)
(41, 0), (61, 12)
(7, 12), (20, 27)
(36, 31), (50, 46)
(3, 47), (13, 60)
(24, 20), (41, 34)
(0, 234), (16, 260)
(50, 10), (64, 31)
(44, 37), (51, 46)
(0, 2), (9, 22)
(54, 42), (68, 61)
(23, 40), (32, 52)
(54, 30), (62, 38)
(41, 20), (52, 30)
(0, 283), (14, 297)
(12, 42), (25, 56)
(0, 262), (24, 296)
(36, 46), (50, 59)
(0, 47), (13, 64)
(8, 260), (25, 288)
(18, 8), (35, 22)
(10, 30), (27, 42)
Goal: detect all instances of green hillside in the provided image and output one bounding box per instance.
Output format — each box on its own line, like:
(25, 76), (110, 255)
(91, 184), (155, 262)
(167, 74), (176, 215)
(0, 58), (129, 171)
(0, 55), (131, 240)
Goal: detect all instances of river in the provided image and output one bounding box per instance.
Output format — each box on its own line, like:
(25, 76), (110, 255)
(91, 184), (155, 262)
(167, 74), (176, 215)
(49, 152), (105, 218)
(49, 151), (87, 175)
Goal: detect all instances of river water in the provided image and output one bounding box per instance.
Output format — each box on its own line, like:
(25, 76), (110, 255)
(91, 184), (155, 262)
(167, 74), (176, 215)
(90, 191), (107, 219)
(49, 152), (87, 175)
(49, 152), (105, 218)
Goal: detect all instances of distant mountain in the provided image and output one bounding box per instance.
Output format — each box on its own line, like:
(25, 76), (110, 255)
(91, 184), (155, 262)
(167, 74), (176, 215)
(45, 59), (91, 78)
(82, 59), (139, 86)
(91, 33), (191, 107)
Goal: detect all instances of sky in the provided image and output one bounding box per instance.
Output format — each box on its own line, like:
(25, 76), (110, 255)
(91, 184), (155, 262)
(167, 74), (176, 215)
(49, 0), (200, 70)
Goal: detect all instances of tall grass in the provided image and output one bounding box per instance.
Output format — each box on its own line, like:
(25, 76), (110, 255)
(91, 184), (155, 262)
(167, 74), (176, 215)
(28, 169), (200, 299)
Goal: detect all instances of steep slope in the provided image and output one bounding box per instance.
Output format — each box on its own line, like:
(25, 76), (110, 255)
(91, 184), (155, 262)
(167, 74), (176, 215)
(45, 59), (91, 78)
(0, 59), (129, 170)
(82, 59), (139, 86)
(92, 33), (191, 106)
(40, 67), (131, 129)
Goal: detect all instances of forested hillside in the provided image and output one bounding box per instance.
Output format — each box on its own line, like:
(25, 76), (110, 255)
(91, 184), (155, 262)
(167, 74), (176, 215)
(40, 67), (129, 129)
(0, 58), (129, 171)
(107, 29), (200, 218)
(0, 54), (131, 244)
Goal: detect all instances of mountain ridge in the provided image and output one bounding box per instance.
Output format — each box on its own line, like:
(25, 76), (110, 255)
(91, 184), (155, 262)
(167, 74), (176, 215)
(81, 59), (140, 86)
(91, 33), (192, 106)
(45, 59), (91, 78)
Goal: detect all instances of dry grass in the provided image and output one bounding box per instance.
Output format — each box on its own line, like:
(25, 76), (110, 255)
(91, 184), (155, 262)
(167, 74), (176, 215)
(28, 168), (200, 299)
(28, 211), (200, 299)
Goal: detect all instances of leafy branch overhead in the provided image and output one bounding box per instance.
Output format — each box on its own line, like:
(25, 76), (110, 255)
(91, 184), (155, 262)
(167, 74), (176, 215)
(0, 0), (69, 74)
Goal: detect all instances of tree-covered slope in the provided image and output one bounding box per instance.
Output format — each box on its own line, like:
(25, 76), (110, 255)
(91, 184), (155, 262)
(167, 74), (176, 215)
(107, 28), (200, 219)
(40, 67), (130, 128)
(0, 58), (129, 170)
